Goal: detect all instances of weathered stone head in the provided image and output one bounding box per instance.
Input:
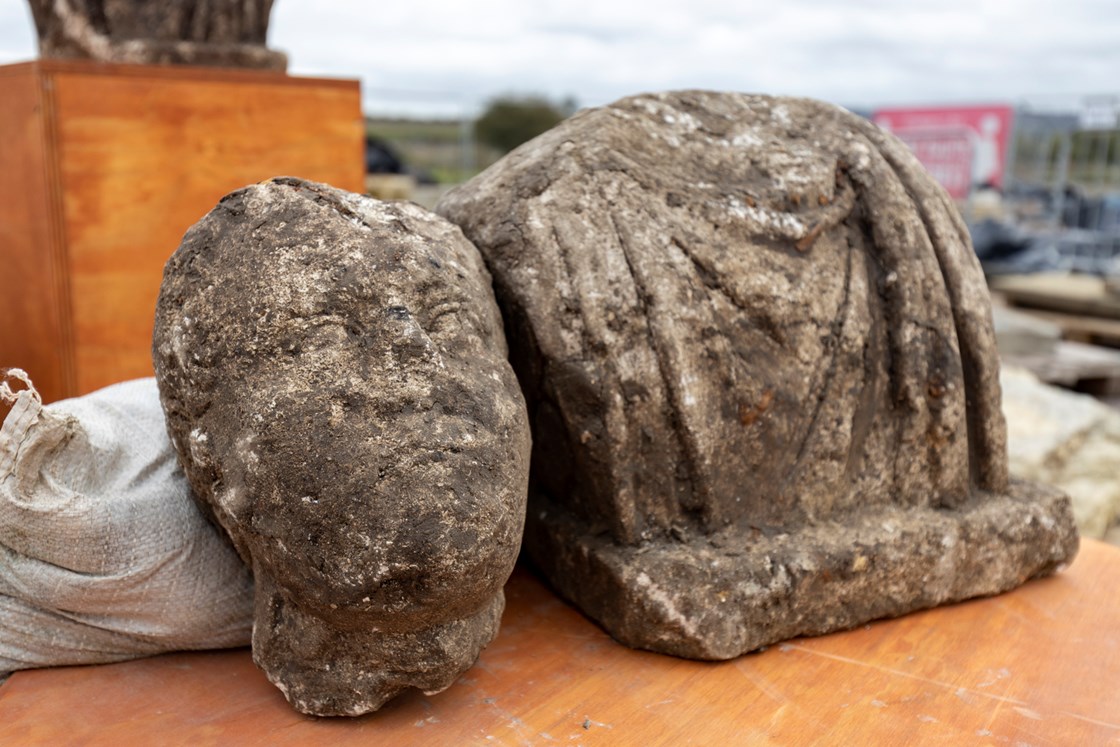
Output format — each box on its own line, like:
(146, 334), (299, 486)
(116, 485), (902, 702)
(27, 0), (287, 69)
(437, 91), (1078, 659)
(153, 178), (530, 715)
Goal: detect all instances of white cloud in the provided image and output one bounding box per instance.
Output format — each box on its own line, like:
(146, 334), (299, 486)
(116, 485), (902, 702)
(0, 3), (35, 61)
(0, 0), (1117, 117)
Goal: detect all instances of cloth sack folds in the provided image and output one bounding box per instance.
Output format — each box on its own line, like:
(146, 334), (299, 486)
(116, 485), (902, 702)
(0, 370), (254, 677)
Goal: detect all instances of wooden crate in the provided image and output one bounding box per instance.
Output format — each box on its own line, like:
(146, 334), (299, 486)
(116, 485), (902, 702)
(0, 60), (364, 403)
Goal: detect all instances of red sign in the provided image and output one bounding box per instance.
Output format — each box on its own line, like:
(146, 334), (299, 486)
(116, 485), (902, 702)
(871, 105), (1015, 199)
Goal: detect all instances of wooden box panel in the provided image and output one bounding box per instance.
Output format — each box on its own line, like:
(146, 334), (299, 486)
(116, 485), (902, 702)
(0, 64), (72, 401)
(0, 60), (364, 402)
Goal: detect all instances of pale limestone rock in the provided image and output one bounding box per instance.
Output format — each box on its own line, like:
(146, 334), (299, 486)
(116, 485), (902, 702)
(1002, 365), (1120, 541)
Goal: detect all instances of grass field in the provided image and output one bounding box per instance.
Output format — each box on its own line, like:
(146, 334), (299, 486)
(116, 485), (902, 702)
(366, 117), (504, 184)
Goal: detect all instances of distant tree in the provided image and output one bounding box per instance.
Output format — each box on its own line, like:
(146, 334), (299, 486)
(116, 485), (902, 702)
(474, 96), (567, 154)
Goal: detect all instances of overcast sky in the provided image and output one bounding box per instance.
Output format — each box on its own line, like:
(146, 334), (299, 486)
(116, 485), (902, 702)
(1, 0), (1117, 118)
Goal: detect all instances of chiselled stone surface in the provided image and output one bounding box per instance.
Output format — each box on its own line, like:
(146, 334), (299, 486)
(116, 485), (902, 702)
(27, 0), (287, 70)
(153, 178), (530, 715)
(437, 91), (1079, 659)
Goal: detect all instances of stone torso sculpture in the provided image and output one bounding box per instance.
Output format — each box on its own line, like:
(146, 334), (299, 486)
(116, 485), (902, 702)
(438, 91), (1078, 659)
(28, 0), (287, 69)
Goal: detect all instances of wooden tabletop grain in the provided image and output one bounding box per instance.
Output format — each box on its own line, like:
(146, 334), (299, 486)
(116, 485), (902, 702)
(2, 539), (1117, 745)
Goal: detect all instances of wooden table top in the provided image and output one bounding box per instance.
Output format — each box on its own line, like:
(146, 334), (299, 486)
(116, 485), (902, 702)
(2, 539), (1118, 745)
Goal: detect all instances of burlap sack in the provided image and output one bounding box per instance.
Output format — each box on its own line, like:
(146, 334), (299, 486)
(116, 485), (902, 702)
(0, 371), (254, 677)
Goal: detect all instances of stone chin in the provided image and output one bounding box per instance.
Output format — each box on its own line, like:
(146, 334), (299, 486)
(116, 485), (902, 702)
(250, 570), (507, 717)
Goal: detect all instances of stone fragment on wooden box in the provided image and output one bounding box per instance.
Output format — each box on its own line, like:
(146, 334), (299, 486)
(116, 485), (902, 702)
(27, 0), (287, 69)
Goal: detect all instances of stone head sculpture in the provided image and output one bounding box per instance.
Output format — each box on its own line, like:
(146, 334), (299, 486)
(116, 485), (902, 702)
(437, 91), (1078, 659)
(153, 178), (530, 715)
